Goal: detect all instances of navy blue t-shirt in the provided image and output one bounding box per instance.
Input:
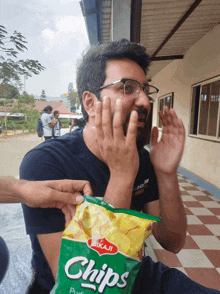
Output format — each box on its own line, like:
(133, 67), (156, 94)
(20, 128), (159, 292)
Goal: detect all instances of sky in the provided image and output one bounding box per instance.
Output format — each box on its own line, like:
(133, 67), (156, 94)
(0, 0), (90, 97)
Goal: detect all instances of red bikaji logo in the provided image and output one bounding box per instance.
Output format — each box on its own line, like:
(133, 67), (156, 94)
(87, 237), (118, 256)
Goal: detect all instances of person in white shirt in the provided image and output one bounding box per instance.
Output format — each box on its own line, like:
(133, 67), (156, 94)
(41, 106), (56, 140)
(52, 111), (64, 138)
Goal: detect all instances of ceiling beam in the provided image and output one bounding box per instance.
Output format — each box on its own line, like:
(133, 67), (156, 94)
(151, 55), (184, 61)
(151, 0), (203, 59)
(130, 0), (142, 43)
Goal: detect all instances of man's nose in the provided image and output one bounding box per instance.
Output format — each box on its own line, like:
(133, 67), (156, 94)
(134, 89), (151, 110)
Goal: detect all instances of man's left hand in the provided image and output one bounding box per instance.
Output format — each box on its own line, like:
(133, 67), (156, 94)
(150, 106), (185, 175)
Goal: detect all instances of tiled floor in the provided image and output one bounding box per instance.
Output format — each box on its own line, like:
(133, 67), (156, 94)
(149, 172), (220, 291)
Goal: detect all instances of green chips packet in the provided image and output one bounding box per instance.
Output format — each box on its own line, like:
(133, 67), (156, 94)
(51, 195), (161, 294)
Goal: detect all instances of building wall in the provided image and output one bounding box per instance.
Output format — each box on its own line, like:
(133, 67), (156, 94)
(151, 24), (220, 189)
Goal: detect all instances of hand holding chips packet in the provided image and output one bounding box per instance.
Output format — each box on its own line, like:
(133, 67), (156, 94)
(51, 195), (161, 294)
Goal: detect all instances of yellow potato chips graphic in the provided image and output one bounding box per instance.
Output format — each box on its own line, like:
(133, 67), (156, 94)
(107, 232), (131, 254)
(63, 197), (161, 260)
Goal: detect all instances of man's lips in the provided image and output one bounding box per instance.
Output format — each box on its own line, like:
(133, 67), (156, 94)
(137, 121), (145, 127)
(137, 114), (147, 127)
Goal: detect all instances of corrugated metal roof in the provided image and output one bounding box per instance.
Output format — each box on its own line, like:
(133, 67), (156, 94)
(100, 0), (220, 79)
(141, 0), (220, 78)
(102, 0), (112, 43)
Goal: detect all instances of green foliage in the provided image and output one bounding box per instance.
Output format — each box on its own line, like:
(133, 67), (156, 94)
(0, 83), (19, 98)
(59, 118), (69, 128)
(0, 25), (45, 88)
(67, 82), (80, 111)
(9, 91), (40, 130)
(40, 89), (46, 101)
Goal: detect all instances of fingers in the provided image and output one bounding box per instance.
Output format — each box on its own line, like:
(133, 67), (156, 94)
(61, 205), (76, 228)
(160, 106), (185, 138)
(126, 110), (138, 146)
(95, 101), (104, 141)
(44, 180), (93, 204)
(151, 126), (158, 146)
(113, 99), (125, 141)
(102, 96), (113, 140)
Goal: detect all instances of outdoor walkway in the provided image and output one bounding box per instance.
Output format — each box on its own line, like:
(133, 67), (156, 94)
(148, 172), (220, 291)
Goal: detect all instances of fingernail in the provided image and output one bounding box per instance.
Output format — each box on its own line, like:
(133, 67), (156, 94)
(103, 96), (108, 102)
(116, 99), (121, 105)
(76, 195), (84, 204)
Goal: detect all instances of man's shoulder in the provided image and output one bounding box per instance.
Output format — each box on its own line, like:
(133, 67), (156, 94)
(140, 147), (150, 161)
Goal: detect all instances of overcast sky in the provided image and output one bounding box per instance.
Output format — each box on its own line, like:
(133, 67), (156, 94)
(1, 0), (89, 97)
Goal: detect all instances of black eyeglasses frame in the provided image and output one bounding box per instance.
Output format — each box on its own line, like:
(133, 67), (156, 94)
(98, 78), (159, 103)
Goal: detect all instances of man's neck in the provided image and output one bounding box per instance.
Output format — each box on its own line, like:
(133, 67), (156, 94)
(82, 123), (103, 161)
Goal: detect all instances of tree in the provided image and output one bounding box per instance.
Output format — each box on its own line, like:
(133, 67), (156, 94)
(0, 25), (45, 88)
(12, 91), (40, 132)
(0, 83), (19, 98)
(67, 83), (80, 112)
(40, 89), (46, 101)
(0, 95), (14, 135)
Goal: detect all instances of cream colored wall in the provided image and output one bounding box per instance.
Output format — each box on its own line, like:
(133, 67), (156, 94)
(151, 24), (220, 189)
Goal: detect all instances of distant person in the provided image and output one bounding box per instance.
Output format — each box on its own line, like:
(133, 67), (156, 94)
(41, 106), (56, 140)
(69, 117), (85, 132)
(52, 111), (64, 138)
(0, 124), (2, 136)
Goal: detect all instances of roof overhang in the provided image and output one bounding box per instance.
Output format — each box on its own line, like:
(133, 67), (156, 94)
(83, 0), (220, 79)
(80, 0), (103, 45)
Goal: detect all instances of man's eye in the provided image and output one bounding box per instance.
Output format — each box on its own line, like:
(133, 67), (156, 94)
(124, 85), (134, 94)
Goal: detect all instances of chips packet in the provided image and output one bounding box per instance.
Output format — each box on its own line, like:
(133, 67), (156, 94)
(51, 195), (161, 294)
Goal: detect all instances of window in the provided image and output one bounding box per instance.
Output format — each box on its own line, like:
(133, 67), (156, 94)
(158, 92), (174, 128)
(190, 76), (220, 141)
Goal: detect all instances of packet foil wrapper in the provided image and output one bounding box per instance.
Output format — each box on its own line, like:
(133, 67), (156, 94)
(51, 195), (161, 294)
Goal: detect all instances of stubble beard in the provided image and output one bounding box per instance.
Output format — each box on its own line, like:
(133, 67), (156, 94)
(123, 108), (149, 151)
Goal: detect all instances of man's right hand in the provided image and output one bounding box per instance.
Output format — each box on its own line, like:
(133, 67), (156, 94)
(94, 96), (139, 179)
(93, 96), (139, 208)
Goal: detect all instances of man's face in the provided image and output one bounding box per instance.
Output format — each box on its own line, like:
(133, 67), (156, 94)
(100, 59), (151, 149)
(55, 112), (59, 118)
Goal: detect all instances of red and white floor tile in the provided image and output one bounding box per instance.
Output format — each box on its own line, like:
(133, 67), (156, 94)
(149, 172), (220, 291)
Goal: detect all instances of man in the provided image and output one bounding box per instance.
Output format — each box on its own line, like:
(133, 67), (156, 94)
(20, 39), (217, 293)
(41, 106), (57, 140)
(52, 111), (64, 138)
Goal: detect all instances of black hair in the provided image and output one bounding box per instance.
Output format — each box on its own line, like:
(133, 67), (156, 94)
(76, 38), (151, 122)
(54, 110), (59, 116)
(73, 117), (85, 128)
(43, 105), (53, 113)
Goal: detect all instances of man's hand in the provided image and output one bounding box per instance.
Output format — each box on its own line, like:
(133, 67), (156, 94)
(150, 106), (185, 175)
(94, 97), (139, 179)
(15, 179), (93, 226)
(93, 97), (139, 208)
(145, 106), (187, 253)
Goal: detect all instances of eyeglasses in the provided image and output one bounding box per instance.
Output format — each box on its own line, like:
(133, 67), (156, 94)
(99, 78), (159, 103)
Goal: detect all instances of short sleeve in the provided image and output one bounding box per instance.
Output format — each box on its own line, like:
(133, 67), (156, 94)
(20, 149), (66, 235)
(47, 114), (52, 124)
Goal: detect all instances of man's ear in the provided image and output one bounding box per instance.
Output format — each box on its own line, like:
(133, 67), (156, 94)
(82, 91), (97, 118)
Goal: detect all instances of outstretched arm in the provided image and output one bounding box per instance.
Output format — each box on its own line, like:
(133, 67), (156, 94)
(0, 177), (92, 226)
(144, 106), (187, 253)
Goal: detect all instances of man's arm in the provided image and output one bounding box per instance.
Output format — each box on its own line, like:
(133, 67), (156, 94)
(48, 118), (58, 128)
(143, 106), (187, 253)
(0, 177), (92, 225)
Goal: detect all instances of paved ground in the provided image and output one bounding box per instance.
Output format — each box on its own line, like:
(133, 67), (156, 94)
(149, 173), (220, 291)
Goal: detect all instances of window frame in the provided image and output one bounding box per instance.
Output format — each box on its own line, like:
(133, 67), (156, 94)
(157, 92), (174, 129)
(189, 75), (220, 143)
